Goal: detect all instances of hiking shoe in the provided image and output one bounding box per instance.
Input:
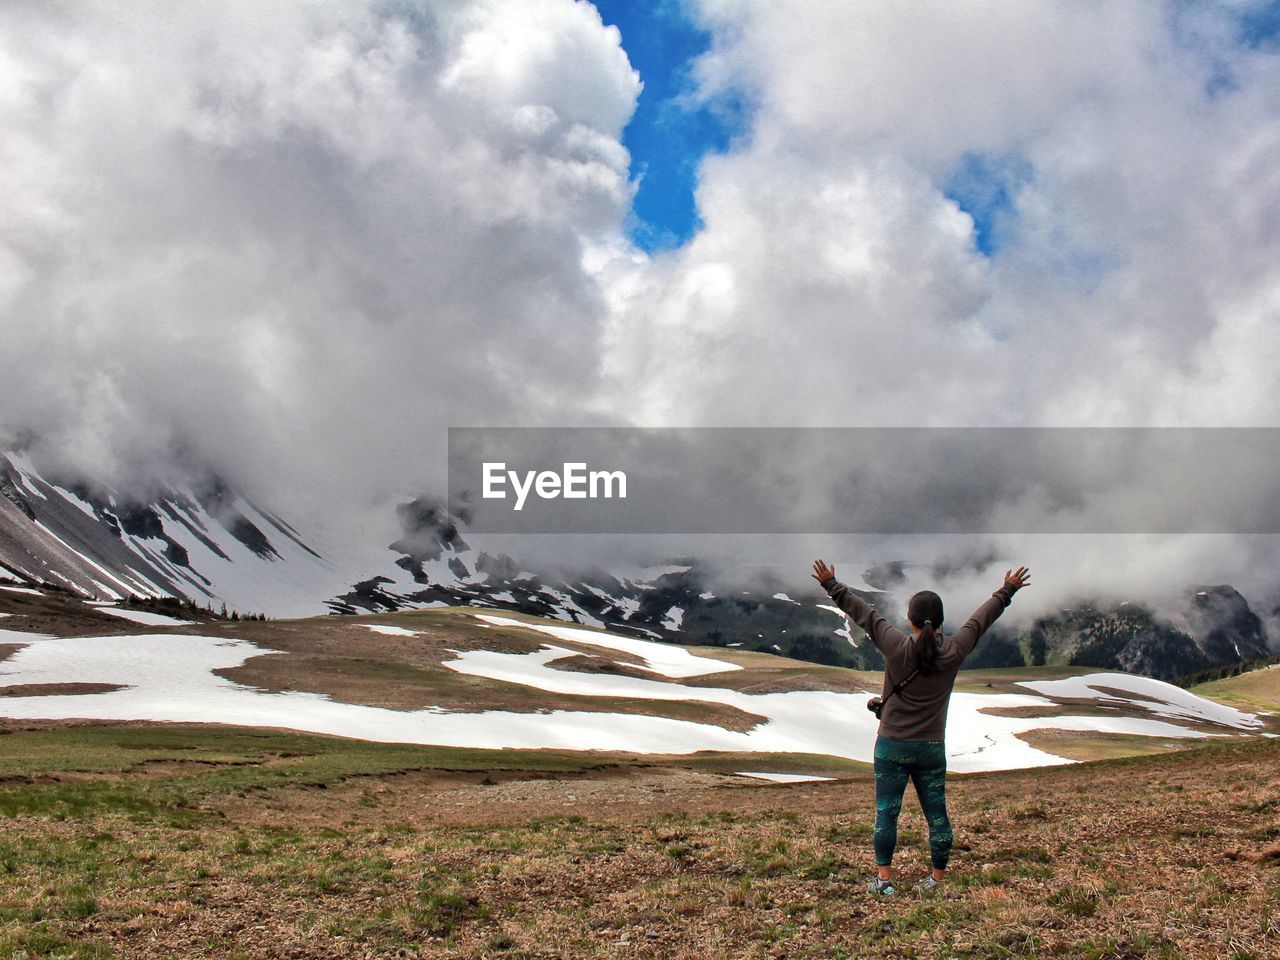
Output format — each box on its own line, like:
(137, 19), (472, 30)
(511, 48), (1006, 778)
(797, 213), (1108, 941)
(917, 875), (942, 894)
(867, 877), (896, 896)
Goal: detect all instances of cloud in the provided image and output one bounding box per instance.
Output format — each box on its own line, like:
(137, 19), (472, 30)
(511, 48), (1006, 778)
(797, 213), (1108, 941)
(593, 0), (1280, 611)
(604, 0), (1280, 429)
(0, 0), (639, 517)
(3, 1), (1280, 619)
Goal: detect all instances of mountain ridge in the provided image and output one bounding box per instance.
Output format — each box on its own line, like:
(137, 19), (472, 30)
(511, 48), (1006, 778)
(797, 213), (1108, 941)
(2, 453), (1275, 682)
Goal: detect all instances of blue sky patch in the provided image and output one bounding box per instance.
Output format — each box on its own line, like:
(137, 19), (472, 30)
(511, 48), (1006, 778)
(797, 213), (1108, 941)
(942, 153), (1033, 257)
(1238, 0), (1280, 48)
(593, 0), (745, 251)
(1170, 0), (1280, 96)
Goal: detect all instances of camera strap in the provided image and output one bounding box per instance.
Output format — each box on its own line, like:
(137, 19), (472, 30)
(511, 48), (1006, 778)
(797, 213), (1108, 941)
(883, 667), (920, 706)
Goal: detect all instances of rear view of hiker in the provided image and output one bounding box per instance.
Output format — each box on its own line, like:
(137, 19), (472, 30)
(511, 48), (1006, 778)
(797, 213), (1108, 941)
(811, 560), (1031, 896)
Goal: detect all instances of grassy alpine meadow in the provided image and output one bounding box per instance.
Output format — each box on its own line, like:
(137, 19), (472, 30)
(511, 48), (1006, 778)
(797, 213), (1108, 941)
(1190, 664), (1280, 715)
(0, 721), (1278, 959)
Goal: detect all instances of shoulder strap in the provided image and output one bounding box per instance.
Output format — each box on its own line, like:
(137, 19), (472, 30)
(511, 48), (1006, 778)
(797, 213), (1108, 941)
(884, 667), (920, 705)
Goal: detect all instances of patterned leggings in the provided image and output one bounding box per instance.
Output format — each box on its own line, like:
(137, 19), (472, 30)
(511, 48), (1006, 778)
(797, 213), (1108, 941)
(873, 736), (952, 870)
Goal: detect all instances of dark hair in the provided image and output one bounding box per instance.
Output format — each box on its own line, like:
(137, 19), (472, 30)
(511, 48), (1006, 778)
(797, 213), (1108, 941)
(907, 590), (945, 675)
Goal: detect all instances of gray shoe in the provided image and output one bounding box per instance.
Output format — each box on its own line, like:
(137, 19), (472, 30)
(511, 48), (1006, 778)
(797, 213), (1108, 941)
(867, 877), (896, 896)
(917, 875), (942, 894)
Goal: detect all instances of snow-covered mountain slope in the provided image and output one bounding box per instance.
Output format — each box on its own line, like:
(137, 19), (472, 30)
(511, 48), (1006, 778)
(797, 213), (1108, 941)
(324, 497), (1279, 681)
(3, 454), (1274, 682)
(0, 451), (348, 615)
(324, 497), (890, 669)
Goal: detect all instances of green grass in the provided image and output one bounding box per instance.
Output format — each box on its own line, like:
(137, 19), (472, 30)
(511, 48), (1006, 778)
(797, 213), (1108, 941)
(953, 664), (1096, 693)
(672, 751), (870, 778)
(1191, 665), (1280, 713)
(0, 724), (615, 822)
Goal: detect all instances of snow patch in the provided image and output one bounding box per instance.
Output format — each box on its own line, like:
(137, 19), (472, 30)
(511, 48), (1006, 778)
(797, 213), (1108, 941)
(0, 627), (53, 643)
(443, 639), (1233, 771)
(363, 625), (420, 637)
(36, 519), (160, 599)
(475, 615), (738, 678)
(817, 604), (856, 648)
(89, 581), (125, 601)
(96, 608), (193, 627)
(735, 771), (836, 783)
(661, 606), (684, 631)
(1017, 672), (1261, 730)
(6, 452), (49, 500)
(537, 586), (606, 628)
(613, 596), (640, 621)
(0, 586), (42, 596)
(50, 484), (100, 521)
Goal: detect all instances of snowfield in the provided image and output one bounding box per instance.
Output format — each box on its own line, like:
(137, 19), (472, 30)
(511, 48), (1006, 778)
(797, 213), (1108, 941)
(1, 628), (52, 644)
(476, 615), (738, 679)
(1016, 672), (1262, 730)
(0, 616), (1264, 773)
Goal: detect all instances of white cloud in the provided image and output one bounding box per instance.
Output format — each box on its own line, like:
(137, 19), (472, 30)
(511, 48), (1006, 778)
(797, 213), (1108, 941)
(0, 0), (639, 515)
(4, 1), (1280, 614)
(592, 1), (1280, 614)
(603, 0), (1280, 431)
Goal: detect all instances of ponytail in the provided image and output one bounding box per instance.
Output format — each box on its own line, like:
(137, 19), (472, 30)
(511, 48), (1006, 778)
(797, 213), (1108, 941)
(907, 590), (945, 675)
(917, 619), (939, 675)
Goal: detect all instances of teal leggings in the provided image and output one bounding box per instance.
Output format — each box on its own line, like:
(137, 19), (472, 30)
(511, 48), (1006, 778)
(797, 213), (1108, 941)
(873, 736), (952, 870)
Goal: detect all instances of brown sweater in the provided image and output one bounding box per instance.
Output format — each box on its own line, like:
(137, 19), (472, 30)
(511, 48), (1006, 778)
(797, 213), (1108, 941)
(821, 576), (1018, 741)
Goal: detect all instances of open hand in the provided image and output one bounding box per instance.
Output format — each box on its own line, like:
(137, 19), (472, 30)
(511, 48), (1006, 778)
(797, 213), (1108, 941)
(811, 559), (836, 584)
(1004, 566), (1031, 591)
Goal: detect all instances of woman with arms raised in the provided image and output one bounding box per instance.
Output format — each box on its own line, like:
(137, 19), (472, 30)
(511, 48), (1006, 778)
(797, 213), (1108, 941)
(812, 560), (1031, 895)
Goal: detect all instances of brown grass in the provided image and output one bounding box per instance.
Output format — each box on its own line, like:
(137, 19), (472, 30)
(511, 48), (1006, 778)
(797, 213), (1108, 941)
(0, 682), (126, 697)
(1, 732), (1276, 959)
(2, 596), (1278, 957)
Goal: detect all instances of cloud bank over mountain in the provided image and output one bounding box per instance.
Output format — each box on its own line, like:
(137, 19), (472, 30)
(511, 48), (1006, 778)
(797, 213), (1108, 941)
(0, 0), (638, 511)
(2, 1), (1279, 610)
